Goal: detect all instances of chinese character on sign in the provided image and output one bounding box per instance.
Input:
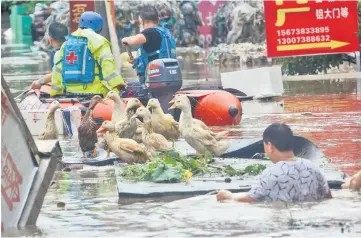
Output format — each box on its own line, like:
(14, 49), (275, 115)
(275, 0), (310, 27)
(1, 146), (23, 211)
(316, 9), (324, 19)
(206, 12), (213, 27)
(324, 8), (332, 19)
(1, 93), (8, 126)
(72, 4), (86, 24)
(333, 8), (340, 18)
(341, 7), (349, 18)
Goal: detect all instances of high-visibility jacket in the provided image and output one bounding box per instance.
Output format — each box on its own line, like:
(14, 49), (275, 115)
(50, 28), (124, 96)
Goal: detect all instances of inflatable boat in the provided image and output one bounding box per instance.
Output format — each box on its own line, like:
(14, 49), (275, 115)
(16, 58), (242, 136)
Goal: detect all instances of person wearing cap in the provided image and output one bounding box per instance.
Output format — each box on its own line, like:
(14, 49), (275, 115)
(30, 22), (68, 90)
(50, 11), (126, 97)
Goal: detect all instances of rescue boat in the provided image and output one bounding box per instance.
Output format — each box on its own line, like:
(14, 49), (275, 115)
(17, 84), (243, 137)
(16, 58), (243, 136)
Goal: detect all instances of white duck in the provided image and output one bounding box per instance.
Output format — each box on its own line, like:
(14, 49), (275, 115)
(169, 96), (230, 156)
(39, 100), (62, 140)
(97, 121), (150, 164)
(147, 98), (180, 141)
(169, 94), (229, 140)
(131, 107), (172, 157)
(105, 90), (126, 122)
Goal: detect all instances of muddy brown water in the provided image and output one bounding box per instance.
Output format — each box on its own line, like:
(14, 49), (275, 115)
(1, 42), (361, 237)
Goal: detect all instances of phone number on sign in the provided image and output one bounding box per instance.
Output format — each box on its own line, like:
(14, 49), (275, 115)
(277, 35), (330, 45)
(277, 27), (330, 37)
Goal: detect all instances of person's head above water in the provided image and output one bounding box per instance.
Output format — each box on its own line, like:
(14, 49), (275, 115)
(78, 11), (103, 33)
(48, 22), (68, 48)
(262, 123), (295, 162)
(139, 5), (159, 29)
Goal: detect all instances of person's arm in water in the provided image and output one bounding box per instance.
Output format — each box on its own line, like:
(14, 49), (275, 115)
(341, 170), (361, 191)
(30, 72), (52, 90)
(217, 167), (270, 203)
(217, 190), (257, 203)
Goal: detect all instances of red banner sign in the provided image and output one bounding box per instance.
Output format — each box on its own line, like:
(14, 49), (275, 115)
(264, 0), (359, 58)
(69, 0), (95, 32)
(198, 0), (225, 48)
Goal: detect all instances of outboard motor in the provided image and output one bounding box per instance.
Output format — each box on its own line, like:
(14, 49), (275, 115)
(145, 58), (182, 112)
(120, 43), (182, 111)
(121, 58), (182, 112)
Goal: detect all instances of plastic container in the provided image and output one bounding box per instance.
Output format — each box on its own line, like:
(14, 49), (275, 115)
(16, 15), (32, 36)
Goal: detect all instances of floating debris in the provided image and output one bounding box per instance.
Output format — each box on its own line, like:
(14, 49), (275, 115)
(56, 202), (66, 208)
(206, 43), (267, 67)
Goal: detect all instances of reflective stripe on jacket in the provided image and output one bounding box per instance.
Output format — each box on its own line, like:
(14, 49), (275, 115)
(50, 28), (125, 96)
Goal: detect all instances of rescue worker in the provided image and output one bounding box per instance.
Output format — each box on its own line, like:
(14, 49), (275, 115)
(121, 5), (177, 85)
(30, 22), (68, 90)
(50, 11), (126, 97)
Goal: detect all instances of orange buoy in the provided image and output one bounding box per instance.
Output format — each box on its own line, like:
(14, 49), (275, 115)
(193, 91), (242, 126)
(92, 98), (127, 122)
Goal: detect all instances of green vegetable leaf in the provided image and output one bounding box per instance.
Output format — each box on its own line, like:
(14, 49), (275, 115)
(147, 164), (183, 183)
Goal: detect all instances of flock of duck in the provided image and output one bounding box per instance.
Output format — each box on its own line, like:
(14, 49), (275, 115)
(39, 92), (231, 164)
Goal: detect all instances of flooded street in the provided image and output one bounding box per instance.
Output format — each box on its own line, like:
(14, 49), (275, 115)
(2, 42), (361, 237)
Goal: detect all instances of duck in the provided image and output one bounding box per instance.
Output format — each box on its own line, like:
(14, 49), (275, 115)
(147, 98), (180, 141)
(124, 98), (144, 143)
(105, 90), (126, 122)
(131, 107), (172, 157)
(78, 95), (107, 158)
(96, 121), (150, 164)
(122, 98), (144, 144)
(169, 94), (229, 140)
(39, 100), (62, 140)
(169, 96), (230, 157)
(97, 98), (143, 141)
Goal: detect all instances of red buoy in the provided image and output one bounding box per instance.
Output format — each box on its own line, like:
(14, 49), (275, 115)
(92, 98), (128, 122)
(193, 91), (242, 126)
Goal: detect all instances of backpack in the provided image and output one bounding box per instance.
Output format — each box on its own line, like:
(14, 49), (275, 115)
(56, 35), (102, 89)
(155, 26), (177, 59)
(133, 26), (177, 76)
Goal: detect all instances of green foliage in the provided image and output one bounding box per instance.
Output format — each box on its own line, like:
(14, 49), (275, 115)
(120, 150), (211, 183)
(223, 164), (267, 177)
(119, 150), (267, 183)
(243, 164), (267, 175)
(276, 2), (361, 76)
(276, 54), (344, 76)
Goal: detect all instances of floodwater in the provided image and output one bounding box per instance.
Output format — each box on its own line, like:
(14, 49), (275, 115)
(1, 41), (361, 237)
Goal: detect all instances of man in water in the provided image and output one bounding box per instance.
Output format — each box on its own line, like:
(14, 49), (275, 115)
(30, 22), (68, 89)
(50, 11), (126, 96)
(217, 123), (332, 203)
(121, 5), (176, 85)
